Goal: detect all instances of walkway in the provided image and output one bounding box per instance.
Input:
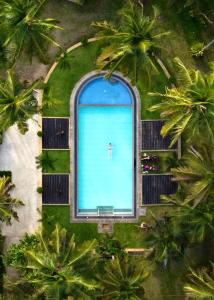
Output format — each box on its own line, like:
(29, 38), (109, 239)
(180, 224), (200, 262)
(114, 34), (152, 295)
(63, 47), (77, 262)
(0, 117), (41, 248)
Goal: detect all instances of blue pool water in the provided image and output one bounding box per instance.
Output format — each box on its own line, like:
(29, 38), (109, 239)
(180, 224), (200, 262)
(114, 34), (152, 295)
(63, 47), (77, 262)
(79, 77), (133, 105)
(77, 76), (134, 215)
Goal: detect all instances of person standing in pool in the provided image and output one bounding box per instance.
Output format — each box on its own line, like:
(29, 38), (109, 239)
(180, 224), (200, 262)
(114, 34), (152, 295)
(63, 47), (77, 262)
(108, 143), (112, 158)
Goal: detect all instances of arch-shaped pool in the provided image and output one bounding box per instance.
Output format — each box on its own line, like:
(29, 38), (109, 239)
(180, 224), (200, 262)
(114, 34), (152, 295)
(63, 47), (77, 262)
(74, 74), (136, 217)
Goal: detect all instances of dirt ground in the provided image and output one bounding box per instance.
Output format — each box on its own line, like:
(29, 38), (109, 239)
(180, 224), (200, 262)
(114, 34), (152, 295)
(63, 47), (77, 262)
(14, 0), (124, 82)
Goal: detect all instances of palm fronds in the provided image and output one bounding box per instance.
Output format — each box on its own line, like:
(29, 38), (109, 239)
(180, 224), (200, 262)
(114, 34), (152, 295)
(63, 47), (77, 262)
(92, 2), (169, 83)
(149, 58), (214, 146)
(0, 70), (39, 134)
(0, 176), (24, 225)
(184, 264), (214, 298)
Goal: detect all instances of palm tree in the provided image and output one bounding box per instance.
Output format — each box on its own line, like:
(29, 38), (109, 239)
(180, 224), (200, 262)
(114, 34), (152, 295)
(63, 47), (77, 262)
(0, 70), (39, 134)
(11, 224), (98, 300)
(98, 255), (149, 300)
(174, 201), (214, 243)
(184, 264), (214, 299)
(0, 0), (61, 64)
(149, 58), (214, 147)
(0, 176), (23, 225)
(92, 1), (169, 83)
(171, 141), (214, 206)
(145, 213), (187, 267)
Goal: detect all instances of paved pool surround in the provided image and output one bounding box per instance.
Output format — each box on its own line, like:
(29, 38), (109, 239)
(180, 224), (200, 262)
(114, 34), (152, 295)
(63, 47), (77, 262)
(70, 71), (141, 222)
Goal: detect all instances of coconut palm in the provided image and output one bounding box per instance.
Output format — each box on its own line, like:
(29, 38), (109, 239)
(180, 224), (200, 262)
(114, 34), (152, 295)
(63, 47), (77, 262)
(184, 264), (214, 299)
(171, 141), (214, 206)
(145, 213), (187, 267)
(98, 255), (149, 300)
(92, 1), (169, 83)
(0, 70), (39, 134)
(149, 58), (214, 147)
(174, 201), (214, 243)
(0, 0), (61, 64)
(0, 176), (23, 225)
(11, 224), (98, 300)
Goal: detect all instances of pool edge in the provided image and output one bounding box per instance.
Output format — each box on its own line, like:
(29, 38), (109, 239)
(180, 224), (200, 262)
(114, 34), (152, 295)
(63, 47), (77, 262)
(70, 70), (142, 223)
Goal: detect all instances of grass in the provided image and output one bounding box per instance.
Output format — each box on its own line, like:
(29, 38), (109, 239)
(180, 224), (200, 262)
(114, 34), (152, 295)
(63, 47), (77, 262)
(45, 40), (169, 120)
(42, 205), (171, 247)
(42, 205), (99, 244)
(43, 150), (70, 173)
(44, 42), (101, 117)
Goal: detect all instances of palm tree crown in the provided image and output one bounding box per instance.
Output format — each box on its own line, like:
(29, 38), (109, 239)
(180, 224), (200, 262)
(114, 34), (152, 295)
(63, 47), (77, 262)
(0, 0), (61, 63)
(92, 1), (169, 83)
(174, 201), (214, 243)
(98, 255), (149, 300)
(0, 70), (39, 134)
(12, 224), (98, 300)
(145, 213), (186, 267)
(184, 264), (214, 299)
(149, 58), (214, 146)
(171, 141), (214, 206)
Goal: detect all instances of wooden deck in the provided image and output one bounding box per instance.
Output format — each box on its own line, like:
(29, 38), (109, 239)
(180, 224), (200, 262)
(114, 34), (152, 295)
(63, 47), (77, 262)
(142, 120), (177, 150)
(42, 174), (69, 204)
(42, 118), (69, 149)
(142, 175), (177, 204)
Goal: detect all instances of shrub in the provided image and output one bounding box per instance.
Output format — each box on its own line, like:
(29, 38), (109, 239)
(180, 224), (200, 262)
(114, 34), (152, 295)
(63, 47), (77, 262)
(37, 131), (43, 137)
(7, 234), (39, 267)
(96, 234), (125, 260)
(37, 187), (43, 194)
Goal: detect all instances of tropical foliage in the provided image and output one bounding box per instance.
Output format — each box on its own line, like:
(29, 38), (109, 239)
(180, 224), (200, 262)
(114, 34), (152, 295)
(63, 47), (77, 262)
(174, 201), (214, 243)
(171, 140), (214, 206)
(36, 151), (56, 171)
(10, 224), (98, 300)
(0, 176), (23, 225)
(0, 0), (61, 64)
(149, 58), (214, 146)
(145, 213), (187, 267)
(42, 84), (61, 111)
(0, 70), (39, 134)
(96, 234), (125, 260)
(7, 233), (39, 266)
(184, 264), (214, 299)
(92, 1), (169, 83)
(98, 256), (149, 300)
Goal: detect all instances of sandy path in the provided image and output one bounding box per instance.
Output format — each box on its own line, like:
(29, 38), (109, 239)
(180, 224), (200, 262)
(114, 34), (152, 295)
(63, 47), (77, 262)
(0, 116), (42, 248)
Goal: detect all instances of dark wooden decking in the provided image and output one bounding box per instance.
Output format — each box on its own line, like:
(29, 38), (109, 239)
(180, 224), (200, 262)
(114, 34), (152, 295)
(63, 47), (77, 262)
(142, 175), (177, 204)
(142, 120), (177, 150)
(42, 118), (69, 149)
(42, 174), (69, 204)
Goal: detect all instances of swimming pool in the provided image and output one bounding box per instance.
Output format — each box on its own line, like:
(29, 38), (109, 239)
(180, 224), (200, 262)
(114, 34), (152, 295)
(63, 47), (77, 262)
(75, 74), (136, 217)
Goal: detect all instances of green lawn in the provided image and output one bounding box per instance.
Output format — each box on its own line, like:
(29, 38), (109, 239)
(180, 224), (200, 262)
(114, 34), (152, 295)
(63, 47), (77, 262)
(43, 42), (101, 117)
(43, 150), (70, 173)
(44, 40), (170, 120)
(42, 205), (99, 244)
(42, 205), (171, 247)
